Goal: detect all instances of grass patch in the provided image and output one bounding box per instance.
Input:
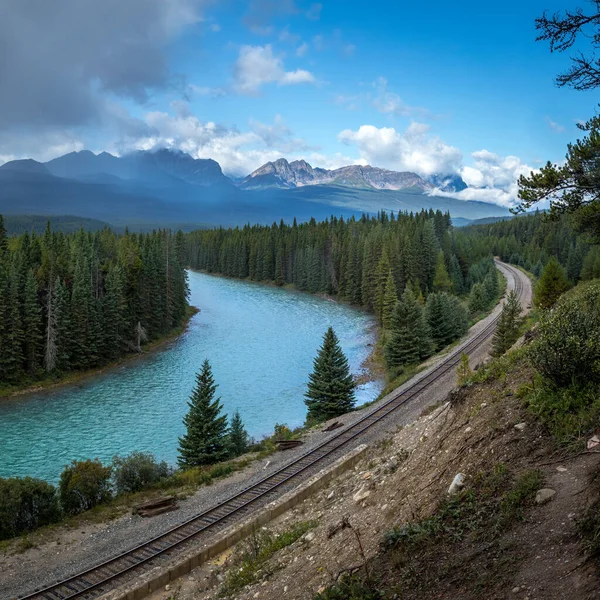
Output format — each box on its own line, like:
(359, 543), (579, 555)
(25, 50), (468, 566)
(220, 520), (317, 597)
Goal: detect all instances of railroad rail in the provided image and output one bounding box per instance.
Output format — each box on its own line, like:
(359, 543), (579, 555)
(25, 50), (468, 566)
(18, 262), (525, 600)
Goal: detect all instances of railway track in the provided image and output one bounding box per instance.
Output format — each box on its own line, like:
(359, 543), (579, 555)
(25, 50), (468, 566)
(18, 262), (526, 600)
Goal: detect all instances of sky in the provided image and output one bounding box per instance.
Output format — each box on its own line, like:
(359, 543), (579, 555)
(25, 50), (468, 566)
(0, 0), (595, 207)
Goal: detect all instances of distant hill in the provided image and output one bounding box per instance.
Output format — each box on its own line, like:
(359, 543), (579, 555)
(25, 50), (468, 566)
(3, 214), (115, 235)
(0, 149), (510, 227)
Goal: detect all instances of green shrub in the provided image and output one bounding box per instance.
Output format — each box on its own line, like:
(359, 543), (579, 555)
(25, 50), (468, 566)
(522, 376), (600, 445)
(112, 452), (170, 495)
(314, 574), (383, 600)
(59, 459), (112, 515)
(530, 279), (600, 387)
(0, 477), (61, 540)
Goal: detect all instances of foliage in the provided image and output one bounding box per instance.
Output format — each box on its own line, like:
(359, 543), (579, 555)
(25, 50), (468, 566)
(384, 287), (432, 370)
(220, 521), (316, 596)
(424, 292), (469, 351)
(530, 279), (600, 386)
(178, 360), (230, 467)
(534, 3), (600, 91)
(59, 459), (112, 515)
(228, 410), (249, 457)
(0, 477), (61, 540)
(382, 465), (542, 551)
(0, 220), (189, 387)
(456, 352), (473, 386)
(314, 574), (383, 600)
(185, 210), (495, 311)
(534, 257), (571, 309)
(492, 290), (523, 357)
(521, 375), (600, 446)
(305, 327), (355, 423)
(577, 497), (600, 560)
(112, 452), (170, 495)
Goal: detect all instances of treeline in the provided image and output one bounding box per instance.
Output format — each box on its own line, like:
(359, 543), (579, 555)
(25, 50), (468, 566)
(186, 210), (495, 315)
(0, 216), (189, 386)
(457, 211), (600, 282)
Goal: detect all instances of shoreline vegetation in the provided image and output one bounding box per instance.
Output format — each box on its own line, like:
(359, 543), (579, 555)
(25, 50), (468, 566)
(0, 304), (199, 400)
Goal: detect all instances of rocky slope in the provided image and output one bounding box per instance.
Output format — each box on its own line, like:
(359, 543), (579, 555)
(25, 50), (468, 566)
(147, 355), (600, 600)
(239, 158), (463, 192)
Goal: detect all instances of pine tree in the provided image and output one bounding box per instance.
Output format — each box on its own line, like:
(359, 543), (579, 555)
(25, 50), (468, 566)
(178, 360), (229, 467)
(23, 269), (43, 375)
(425, 292), (456, 351)
(468, 283), (487, 314)
(305, 327), (355, 423)
(456, 352), (473, 386)
(492, 290), (523, 357)
(534, 257), (571, 310)
(228, 410), (249, 457)
(385, 287), (432, 369)
(433, 251), (453, 292)
(381, 270), (398, 330)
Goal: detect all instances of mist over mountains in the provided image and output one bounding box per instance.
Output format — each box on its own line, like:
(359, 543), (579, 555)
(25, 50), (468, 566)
(0, 149), (509, 230)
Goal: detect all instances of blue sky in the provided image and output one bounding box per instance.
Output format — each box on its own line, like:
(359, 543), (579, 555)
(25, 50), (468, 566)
(0, 0), (594, 206)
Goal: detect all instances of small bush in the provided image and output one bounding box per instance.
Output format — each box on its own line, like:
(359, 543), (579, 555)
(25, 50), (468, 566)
(315, 574), (383, 600)
(522, 376), (600, 446)
(112, 452), (169, 495)
(220, 521), (316, 596)
(59, 459), (112, 515)
(530, 279), (600, 387)
(0, 477), (61, 540)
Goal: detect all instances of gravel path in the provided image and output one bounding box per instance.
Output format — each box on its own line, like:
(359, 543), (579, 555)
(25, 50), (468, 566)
(1, 262), (531, 600)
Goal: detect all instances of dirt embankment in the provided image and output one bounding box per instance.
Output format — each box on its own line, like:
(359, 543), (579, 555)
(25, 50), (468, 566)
(148, 359), (599, 600)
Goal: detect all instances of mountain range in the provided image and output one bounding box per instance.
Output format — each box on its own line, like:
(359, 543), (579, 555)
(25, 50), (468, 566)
(0, 149), (508, 229)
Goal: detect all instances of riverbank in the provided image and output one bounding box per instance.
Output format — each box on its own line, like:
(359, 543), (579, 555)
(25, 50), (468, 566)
(0, 305), (200, 400)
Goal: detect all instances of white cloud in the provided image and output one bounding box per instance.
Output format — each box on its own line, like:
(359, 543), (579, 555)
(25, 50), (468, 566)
(371, 77), (433, 119)
(210, 23), (220, 32)
(338, 122), (462, 176)
(432, 149), (537, 208)
(296, 42), (309, 57)
(233, 45), (316, 95)
(546, 116), (565, 133)
(117, 103), (317, 176)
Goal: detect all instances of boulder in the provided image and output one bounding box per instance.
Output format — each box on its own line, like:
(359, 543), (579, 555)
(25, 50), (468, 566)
(353, 484), (372, 503)
(535, 488), (556, 504)
(447, 473), (466, 495)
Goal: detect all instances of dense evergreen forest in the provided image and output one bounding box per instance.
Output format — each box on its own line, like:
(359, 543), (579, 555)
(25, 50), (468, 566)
(458, 211), (600, 282)
(185, 210), (504, 374)
(185, 210), (496, 312)
(0, 215), (189, 387)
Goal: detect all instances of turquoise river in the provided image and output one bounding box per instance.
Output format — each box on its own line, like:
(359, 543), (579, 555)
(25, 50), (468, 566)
(0, 271), (382, 483)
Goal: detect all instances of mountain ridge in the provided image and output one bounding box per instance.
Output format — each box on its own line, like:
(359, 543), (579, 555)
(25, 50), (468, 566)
(0, 149), (509, 228)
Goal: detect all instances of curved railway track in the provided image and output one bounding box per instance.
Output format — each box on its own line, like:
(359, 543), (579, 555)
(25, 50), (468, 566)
(18, 262), (526, 600)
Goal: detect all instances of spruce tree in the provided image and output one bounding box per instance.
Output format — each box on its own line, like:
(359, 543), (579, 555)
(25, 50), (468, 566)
(23, 269), (42, 375)
(228, 410), (249, 457)
(178, 360), (229, 467)
(425, 292), (456, 351)
(305, 327), (355, 423)
(534, 258), (571, 310)
(456, 352), (473, 386)
(433, 251), (453, 293)
(381, 270), (398, 330)
(492, 290), (523, 357)
(468, 283), (487, 314)
(385, 288), (432, 369)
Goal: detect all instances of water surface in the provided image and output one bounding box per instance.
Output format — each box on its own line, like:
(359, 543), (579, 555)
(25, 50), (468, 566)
(0, 272), (381, 482)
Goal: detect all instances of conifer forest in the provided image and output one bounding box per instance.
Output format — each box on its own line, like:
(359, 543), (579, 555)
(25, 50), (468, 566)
(0, 217), (189, 386)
